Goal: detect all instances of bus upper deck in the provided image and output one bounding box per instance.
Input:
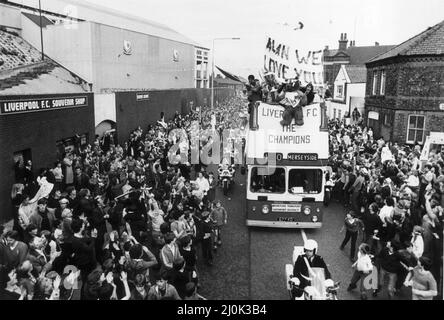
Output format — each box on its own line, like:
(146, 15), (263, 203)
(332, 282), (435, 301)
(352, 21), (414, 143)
(245, 95), (330, 228)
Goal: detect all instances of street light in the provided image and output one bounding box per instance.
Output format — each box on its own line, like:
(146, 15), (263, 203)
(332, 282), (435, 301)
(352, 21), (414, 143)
(38, 0), (45, 61)
(211, 37), (240, 109)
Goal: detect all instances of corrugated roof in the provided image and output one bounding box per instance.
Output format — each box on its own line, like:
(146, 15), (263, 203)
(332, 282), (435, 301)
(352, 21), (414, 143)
(22, 12), (54, 28)
(0, 30), (43, 71)
(344, 65), (367, 83)
(0, 60), (89, 95)
(369, 20), (444, 63)
(6, 0), (207, 48)
(0, 29), (89, 94)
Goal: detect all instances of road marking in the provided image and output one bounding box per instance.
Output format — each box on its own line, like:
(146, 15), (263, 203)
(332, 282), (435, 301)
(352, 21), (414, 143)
(301, 229), (307, 243)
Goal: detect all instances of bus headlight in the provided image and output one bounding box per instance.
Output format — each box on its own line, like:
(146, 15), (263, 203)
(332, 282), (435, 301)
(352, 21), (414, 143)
(316, 208), (320, 213)
(304, 207), (311, 215)
(312, 216), (318, 222)
(262, 205), (270, 214)
(252, 206), (256, 212)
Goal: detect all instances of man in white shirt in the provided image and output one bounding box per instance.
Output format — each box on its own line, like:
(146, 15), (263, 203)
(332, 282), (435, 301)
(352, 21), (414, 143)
(195, 172), (210, 195)
(379, 197), (395, 226)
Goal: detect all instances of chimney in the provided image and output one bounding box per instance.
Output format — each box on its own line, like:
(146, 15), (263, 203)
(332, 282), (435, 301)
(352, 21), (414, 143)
(375, 41), (379, 46)
(339, 32), (348, 51)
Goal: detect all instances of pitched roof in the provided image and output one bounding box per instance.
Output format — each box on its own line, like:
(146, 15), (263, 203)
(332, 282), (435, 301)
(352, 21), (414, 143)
(348, 45), (395, 64)
(344, 65), (367, 83)
(0, 60), (89, 95)
(22, 12), (54, 28)
(369, 20), (444, 63)
(0, 30), (89, 95)
(324, 45), (395, 64)
(0, 30), (43, 71)
(214, 77), (243, 85)
(7, 0), (206, 48)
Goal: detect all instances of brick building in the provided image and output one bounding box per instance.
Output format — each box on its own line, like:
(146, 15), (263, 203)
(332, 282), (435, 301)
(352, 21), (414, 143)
(323, 33), (394, 93)
(364, 20), (444, 144)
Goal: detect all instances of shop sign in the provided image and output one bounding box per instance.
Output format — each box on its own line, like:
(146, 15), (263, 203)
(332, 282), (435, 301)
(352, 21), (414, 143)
(136, 93), (150, 101)
(368, 111), (379, 120)
(0, 96), (88, 115)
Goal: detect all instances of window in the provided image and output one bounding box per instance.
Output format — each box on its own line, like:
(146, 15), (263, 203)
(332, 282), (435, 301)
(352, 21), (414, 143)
(380, 70), (386, 95)
(336, 85), (343, 99)
(384, 113), (390, 126)
(196, 80), (202, 88)
(407, 115), (425, 144)
(289, 169), (323, 194)
(250, 167), (286, 194)
(372, 71), (378, 95)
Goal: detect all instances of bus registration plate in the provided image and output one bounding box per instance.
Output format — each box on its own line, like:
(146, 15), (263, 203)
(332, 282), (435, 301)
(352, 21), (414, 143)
(277, 217), (298, 222)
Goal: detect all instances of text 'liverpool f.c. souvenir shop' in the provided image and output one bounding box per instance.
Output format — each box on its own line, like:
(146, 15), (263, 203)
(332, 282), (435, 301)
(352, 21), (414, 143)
(0, 93), (95, 223)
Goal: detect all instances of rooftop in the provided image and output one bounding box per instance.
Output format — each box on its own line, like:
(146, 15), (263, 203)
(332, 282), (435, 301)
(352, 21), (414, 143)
(0, 59), (89, 95)
(214, 77), (244, 86)
(5, 0), (207, 48)
(344, 65), (367, 83)
(0, 30), (89, 95)
(0, 30), (43, 71)
(369, 20), (444, 63)
(324, 45), (395, 64)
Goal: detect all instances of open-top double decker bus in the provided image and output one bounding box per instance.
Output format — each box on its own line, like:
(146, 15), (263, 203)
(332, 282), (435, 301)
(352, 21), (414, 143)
(245, 96), (329, 228)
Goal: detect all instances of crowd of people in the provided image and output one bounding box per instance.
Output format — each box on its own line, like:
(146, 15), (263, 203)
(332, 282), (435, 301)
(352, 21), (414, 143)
(1, 89), (443, 301)
(0, 96), (246, 300)
(328, 118), (443, 300)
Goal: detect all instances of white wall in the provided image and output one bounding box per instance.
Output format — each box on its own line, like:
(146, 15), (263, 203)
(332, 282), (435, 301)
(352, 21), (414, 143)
(94, 93), (116, 126)
(348, 82), (366, 116)
(330, 101), (348, 120)
(43, 21), (94, 83)
(90, 23), (195, 91)
(20, 14), (42, 51)
(0, 4), (21, 30)
(333, 69), (347, 101)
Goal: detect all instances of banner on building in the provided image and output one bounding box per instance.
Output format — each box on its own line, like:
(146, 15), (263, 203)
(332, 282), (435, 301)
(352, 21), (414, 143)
(0, 96), (88, 115)
(263, 26), (324, 86)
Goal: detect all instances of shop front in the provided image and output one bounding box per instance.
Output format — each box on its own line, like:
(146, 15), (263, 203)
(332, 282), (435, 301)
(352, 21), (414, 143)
(0, 93), (95, 222)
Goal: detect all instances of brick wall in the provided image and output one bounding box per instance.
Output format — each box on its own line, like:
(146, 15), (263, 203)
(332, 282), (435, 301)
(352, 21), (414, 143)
(365, 56), (444, 144)
(115, 88), (234, 144)
(392, 110), (444, 144)
(0, 93), (95, 223)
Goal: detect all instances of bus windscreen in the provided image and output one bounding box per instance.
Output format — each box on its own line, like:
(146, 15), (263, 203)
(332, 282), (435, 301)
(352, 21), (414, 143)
(250, 167), (286, 194)
(288, 169), (323, 194)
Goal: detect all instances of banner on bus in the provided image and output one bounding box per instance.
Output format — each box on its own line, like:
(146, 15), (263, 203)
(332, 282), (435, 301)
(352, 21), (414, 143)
(247, 129), (329, 160)
(263, 26), (324, 86)
(257, 100), (323, 130)
(247, 101), (329, 160)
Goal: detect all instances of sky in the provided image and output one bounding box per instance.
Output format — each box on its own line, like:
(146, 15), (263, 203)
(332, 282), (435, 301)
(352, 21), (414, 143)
(11, 0), (444, 78)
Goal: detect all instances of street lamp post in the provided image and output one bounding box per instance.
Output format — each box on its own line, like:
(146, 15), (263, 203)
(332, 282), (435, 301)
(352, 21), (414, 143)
(38, 0), (45, 61)
(211, 37), (240, 109)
